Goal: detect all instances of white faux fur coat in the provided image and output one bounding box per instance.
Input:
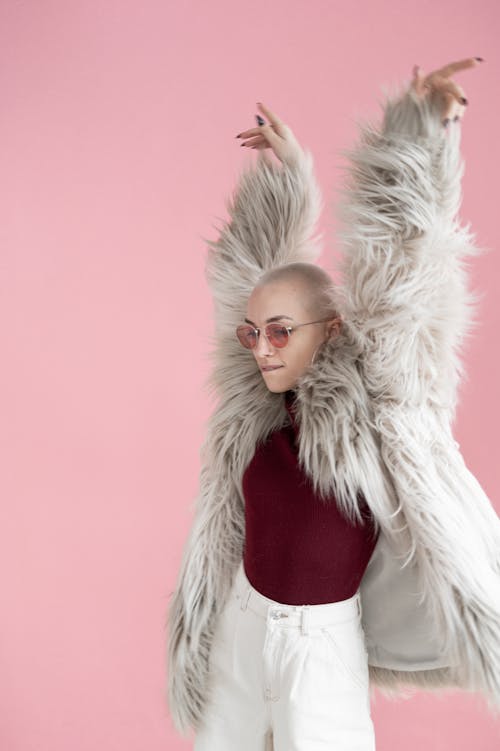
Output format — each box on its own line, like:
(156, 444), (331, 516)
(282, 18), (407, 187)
(165, 81), (500, 739)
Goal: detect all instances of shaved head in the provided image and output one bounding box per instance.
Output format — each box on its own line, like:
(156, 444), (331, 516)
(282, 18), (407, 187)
(252, 262), (341, 320)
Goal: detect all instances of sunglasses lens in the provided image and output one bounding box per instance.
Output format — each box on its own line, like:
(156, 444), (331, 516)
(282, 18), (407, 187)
(236, 325), (257, 349)
(236, 324), (290, 349)
(267, 324), (289, 348)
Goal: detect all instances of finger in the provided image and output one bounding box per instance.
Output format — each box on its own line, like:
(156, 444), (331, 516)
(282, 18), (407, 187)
(425, 74), (469, 105)
(434, 78), (468, 106)
(433, 57), (482, 79)
(453, 103), (466, 124)
(256, 122), (284, 151)
(256, 102), (288, 136)
(237, 126), (266, 139)
(237, 119), (286, 144)
(241, 135), (268, 147)
(441, 91), (459, 124)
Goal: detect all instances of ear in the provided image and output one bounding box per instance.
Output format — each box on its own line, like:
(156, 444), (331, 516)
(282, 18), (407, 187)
(326, 316), (343, 339)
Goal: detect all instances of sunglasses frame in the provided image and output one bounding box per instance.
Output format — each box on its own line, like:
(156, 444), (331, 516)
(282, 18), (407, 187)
(236, 316), (340, 350)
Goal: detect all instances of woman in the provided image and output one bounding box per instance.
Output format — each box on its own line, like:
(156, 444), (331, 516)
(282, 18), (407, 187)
(166, 58), (500, 749)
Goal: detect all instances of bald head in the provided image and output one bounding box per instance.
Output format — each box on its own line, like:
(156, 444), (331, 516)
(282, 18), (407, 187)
(252, 262), (341, 320)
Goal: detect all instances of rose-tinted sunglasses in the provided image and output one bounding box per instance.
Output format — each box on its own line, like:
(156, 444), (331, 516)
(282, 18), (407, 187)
(236, 317), (336, 350)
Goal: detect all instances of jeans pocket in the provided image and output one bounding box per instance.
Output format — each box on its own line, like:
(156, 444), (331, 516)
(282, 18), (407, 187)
(320, 618), (369, 691)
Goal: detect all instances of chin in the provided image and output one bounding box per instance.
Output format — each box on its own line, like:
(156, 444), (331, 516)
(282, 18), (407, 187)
(261, 374), (297, 393)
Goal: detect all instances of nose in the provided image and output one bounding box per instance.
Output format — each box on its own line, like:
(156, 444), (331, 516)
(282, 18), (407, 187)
(255, 329), (275, 356)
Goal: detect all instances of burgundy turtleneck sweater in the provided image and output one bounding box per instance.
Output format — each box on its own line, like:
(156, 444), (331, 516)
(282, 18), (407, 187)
(242, 389), (380, 605)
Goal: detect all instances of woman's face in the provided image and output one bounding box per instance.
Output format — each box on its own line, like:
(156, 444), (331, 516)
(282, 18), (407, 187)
(244, 279), (340, 393)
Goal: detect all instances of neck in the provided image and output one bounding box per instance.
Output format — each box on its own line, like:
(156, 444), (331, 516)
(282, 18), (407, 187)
(284, 388), (298, 424)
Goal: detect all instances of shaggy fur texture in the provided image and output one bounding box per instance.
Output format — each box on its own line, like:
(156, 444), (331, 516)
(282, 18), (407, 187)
(165, 82), (500, 738)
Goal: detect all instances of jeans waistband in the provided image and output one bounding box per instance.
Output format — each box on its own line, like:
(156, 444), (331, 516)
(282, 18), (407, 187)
(233, 560), (362, 631)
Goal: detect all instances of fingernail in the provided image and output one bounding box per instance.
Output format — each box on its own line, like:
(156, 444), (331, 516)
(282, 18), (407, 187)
(475, 57), (484, 62)
(235, 133), (241, 138)
(459, 97), (468, 106)
(240, 142), (246, 146)
(443, 118), (451, 128)
(256, 115), (265, 126)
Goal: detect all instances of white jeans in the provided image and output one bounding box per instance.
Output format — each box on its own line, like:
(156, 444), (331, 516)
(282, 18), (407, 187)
(194, 560), (376, 750)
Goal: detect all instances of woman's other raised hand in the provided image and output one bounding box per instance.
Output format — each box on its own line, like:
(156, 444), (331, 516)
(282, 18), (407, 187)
(411, 57), (484, 127)
(236, 102), (304, 167)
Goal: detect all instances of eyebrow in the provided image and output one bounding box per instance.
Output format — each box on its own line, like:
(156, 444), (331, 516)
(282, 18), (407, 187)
(244, 315), (294, 325)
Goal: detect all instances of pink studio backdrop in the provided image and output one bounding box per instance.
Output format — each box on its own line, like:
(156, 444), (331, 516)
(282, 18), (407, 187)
(1, 1), (499, 749)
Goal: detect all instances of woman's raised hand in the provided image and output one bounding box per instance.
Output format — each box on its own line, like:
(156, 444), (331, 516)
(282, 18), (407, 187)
(236, 102), (304, 167)
(411, 57), (484, 126)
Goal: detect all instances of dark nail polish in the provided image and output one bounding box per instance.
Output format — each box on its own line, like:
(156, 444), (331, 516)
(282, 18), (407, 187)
(240, 142), (246, 146)
(256, 115), (265, 126)
(475, 57), (484, 62)
(460, 97), (468, 106)
(236, 133), (241, 138)
(443, 118), (451, 128)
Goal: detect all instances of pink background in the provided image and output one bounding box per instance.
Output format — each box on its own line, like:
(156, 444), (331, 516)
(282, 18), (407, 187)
(1, 1), (499, 749)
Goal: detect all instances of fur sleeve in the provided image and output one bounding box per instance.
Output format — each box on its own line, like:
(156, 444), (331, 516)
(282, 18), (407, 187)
(164, 135), (326, 739)
(336, 81), (486, 422)
(165, 459), (245, 738)
(202, 149), (324, 332)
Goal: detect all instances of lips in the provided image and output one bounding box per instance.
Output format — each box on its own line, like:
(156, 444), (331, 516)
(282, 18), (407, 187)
(261, 365), (283, 372)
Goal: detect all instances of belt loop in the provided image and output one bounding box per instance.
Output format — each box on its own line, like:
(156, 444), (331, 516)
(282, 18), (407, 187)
(240, 584), (251, 611)
(300, 605), (310, 636)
